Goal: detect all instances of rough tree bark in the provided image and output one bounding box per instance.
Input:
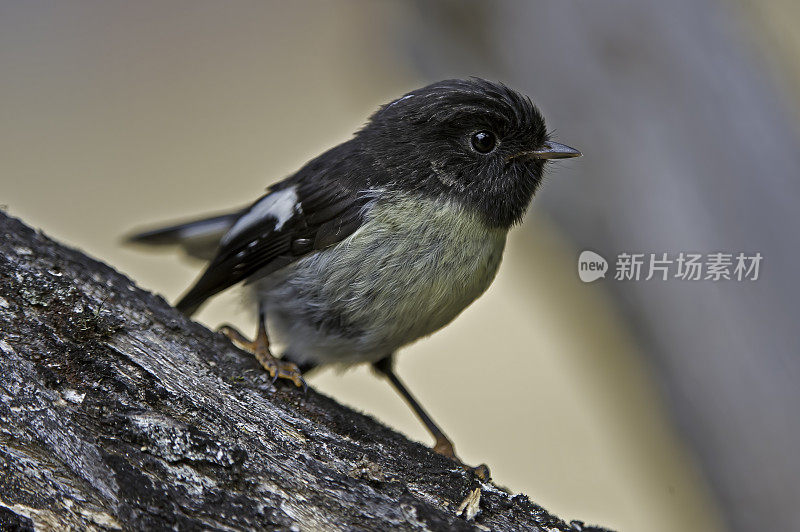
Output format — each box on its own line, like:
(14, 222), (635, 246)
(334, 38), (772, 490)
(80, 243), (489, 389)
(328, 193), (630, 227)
(0, 212), (612, 532)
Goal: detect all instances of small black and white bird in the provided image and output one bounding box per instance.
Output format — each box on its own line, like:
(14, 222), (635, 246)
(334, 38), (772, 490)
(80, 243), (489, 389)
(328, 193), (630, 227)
(128, 78), (580, 464)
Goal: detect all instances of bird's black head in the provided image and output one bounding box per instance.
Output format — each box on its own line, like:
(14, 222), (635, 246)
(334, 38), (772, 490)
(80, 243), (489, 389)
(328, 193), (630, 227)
(358, 78), (580, 228)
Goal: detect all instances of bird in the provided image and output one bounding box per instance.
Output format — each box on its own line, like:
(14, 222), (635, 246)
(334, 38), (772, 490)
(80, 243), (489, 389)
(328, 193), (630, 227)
(127, 78), (580, 469)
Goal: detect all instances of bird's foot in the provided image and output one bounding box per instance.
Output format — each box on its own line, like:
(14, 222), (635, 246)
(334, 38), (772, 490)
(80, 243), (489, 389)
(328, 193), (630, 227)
(255, 351), (307, 391)
(434, 435), (456, 457)
(218, 324), (306, 391)
(433, 435), (490, 481)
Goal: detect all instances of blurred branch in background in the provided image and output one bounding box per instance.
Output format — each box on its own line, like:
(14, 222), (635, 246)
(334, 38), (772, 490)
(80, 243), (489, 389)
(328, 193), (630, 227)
(397, 1), (800, 531)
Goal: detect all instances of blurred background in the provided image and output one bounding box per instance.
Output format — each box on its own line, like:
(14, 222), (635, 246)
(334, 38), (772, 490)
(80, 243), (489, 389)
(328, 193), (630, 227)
(2, 1), (799, 531)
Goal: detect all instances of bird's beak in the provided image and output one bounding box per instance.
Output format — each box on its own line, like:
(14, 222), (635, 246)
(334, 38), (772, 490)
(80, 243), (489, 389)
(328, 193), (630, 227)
(512, 141), (582, 160)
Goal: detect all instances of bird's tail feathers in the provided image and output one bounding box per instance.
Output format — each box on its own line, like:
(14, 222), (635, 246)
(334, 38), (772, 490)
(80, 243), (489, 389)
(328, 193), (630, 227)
(125, 210), (242, 261)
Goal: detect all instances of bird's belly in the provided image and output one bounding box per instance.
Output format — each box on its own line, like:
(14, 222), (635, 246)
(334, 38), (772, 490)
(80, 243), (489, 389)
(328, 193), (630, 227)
(256, 197), (507, 366)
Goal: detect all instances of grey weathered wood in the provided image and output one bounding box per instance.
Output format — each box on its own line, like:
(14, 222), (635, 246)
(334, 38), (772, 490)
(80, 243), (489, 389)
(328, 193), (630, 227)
(0, 212), (611, 531)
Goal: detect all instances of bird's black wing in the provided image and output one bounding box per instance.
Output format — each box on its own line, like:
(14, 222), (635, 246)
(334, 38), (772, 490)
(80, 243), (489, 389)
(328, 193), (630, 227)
(175, 148), (372, 316)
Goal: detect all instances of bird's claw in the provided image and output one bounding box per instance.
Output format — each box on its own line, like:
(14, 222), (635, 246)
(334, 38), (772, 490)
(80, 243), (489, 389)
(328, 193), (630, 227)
(259, 352), (306, 390)
(432, 435), (490, 480)
(469, 463), (491, 481)
(218, 324), (306, 391)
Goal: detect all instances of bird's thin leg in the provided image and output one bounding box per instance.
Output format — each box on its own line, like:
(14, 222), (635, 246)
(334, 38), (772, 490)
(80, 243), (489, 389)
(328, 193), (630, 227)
(373, 356), (489, 479)
(377, 360), (454, 455)
(373, 357), (455, 455)
(218, 305), (306, 390)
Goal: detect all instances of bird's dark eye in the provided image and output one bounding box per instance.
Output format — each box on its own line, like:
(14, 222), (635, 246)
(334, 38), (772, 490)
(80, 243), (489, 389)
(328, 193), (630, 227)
(470, 130), (497, 154)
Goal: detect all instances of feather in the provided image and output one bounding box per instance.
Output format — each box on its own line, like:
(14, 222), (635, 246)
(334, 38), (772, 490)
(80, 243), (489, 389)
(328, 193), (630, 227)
(126, 211), (242, 261)
(174, 142), (376, 315)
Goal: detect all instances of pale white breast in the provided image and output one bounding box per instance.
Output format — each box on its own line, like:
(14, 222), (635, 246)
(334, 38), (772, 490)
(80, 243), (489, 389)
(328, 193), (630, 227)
(256, 195), (507, 366)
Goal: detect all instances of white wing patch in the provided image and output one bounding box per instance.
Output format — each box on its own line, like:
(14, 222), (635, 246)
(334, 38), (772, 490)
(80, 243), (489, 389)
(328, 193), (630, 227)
(221, 186), (299, 245)
(176, 217), (236, 239)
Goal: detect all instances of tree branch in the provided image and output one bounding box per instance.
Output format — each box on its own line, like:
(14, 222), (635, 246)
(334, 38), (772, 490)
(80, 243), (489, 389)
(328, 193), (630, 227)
(0, 212), (612, 531)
